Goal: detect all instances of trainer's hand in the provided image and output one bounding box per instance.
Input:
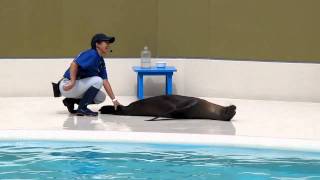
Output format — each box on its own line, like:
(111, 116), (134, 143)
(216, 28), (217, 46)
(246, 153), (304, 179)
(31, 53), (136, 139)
(63, 80), (75, 91)
(113, 100), (121, 110)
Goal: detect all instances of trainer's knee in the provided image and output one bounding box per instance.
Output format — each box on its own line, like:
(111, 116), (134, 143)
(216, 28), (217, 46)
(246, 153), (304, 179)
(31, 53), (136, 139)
(94, 91), (106, 104)
(92, 76), (103, 89)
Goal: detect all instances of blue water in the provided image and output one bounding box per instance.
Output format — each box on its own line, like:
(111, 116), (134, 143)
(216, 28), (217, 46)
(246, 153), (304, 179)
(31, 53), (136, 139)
(0, 141), (320, 179)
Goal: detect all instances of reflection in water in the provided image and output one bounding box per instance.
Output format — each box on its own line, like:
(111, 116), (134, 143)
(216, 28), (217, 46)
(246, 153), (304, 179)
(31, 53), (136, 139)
(63, 114), (132, 131)
(98, 113), (236, 135)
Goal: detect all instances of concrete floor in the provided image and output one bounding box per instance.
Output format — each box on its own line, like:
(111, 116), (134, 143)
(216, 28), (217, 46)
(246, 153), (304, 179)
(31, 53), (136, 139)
(0, 96), (320, 140)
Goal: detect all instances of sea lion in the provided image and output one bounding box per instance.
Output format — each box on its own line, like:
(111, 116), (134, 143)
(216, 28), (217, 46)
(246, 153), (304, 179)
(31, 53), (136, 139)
(99, 95), (236, 121)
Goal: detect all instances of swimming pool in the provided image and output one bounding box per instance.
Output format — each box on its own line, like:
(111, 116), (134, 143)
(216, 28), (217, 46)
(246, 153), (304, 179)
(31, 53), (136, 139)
(0, 140), (320, 179)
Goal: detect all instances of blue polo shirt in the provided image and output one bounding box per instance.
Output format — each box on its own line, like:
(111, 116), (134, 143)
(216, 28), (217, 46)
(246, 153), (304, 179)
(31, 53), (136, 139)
(63, 49), (108, 80)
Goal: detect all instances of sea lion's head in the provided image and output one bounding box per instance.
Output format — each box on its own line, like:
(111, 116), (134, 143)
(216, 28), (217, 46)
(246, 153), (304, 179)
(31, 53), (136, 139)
(99, 105), (124, 114)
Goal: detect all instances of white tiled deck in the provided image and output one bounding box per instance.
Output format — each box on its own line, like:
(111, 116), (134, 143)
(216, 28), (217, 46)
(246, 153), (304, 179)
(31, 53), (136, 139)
(1, 96), (319, 141)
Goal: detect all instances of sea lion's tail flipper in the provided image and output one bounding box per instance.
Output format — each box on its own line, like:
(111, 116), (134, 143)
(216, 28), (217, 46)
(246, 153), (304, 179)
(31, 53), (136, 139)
(222, 105), (236, 121)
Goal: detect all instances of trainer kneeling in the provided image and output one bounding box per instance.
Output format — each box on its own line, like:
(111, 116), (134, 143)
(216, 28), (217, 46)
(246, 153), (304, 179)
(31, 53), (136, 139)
(59, 33), (120, 116)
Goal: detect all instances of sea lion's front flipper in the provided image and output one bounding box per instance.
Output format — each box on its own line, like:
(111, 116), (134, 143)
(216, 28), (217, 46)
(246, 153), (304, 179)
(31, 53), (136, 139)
(146, 116), (160, 121)
(175, 99), (198, 112)
(146, 99), (198, 121)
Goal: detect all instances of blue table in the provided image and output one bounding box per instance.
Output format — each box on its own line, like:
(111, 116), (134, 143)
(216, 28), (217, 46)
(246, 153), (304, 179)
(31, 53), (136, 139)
(133, 66), (177, 99)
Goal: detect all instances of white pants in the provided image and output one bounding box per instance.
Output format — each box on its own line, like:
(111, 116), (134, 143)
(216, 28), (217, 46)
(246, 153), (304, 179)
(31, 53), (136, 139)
(59, 76), (106, 104)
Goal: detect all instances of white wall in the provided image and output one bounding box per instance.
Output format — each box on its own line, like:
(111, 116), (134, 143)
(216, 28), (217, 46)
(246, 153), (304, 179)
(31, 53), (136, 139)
(0, 58), (320, 102)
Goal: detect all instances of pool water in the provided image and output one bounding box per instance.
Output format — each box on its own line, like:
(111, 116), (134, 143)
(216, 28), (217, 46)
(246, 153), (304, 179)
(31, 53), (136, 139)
(0, 141), (320, 180)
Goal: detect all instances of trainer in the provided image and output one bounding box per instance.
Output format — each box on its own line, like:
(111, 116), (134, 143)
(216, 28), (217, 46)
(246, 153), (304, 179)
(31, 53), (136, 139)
(59, 33), (120, 116)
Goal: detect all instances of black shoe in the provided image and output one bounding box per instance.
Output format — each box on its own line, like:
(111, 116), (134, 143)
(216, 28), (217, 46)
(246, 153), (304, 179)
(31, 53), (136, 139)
(76, 86), (100, 116)
(63, 98), (80, 114)
(76, 107), (98, 116)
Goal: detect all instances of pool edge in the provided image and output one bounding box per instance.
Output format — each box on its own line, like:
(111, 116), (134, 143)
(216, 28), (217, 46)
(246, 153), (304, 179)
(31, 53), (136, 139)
(0, 130), (320, 152)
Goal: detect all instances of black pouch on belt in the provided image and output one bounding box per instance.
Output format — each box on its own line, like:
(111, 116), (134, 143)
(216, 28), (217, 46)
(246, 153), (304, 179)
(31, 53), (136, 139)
(52, 79), (62, 97)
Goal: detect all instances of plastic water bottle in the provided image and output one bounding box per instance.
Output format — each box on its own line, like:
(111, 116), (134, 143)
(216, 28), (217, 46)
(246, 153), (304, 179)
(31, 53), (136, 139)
(140, 46), (151, 68)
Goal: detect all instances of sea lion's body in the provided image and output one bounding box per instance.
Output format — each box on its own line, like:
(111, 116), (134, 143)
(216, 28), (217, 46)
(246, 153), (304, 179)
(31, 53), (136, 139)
(100, 95), (236, 121)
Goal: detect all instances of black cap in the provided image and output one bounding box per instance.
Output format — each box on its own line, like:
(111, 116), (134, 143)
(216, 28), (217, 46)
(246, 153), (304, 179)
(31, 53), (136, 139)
(91, 33), (115, 49)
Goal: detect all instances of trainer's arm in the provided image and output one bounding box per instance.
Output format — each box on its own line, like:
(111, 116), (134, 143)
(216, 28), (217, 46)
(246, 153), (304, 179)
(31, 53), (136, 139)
(63, 61), (78, 91)
(103, 79), (121, 109)
(103, 79), (116, 100)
